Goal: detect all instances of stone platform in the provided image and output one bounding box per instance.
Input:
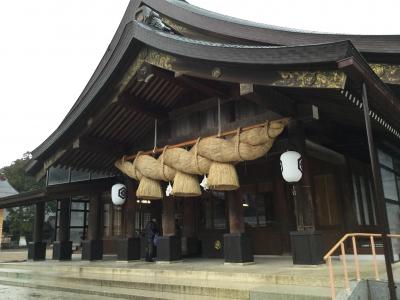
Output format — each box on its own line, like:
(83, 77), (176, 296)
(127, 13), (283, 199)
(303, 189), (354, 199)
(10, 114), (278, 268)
(0, 251), (395, 299)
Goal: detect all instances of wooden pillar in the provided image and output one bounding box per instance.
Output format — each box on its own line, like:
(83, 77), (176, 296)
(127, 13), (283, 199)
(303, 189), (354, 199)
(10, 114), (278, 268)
(288, 119), (323, 265)
(33, 202), (45, 243)
(28, 202), (46, 261)
(182, 198), (200, 256)
(87, 194), (102, 240)
(224, 190), (253, 263)
(275, 177), (292, 253)
(183, 199), (195, 238)
(228, 190), (244, 234)
(361, 83), (396, 298)
(162, 197), (175, 236)
(82, 194), (103, 260)
(117, 179), (141, 261)
(288, 120), (315, 230)
(158, 197), (181, 261)
(0, 209), (3, 247)
(53, 198), (73, 260)
(58, 199), (71, 242)
(124, 178), (137, 238)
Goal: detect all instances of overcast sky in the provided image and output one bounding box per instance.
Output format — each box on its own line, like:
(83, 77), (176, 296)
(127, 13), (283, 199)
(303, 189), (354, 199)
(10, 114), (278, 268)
(0, 0), (399, 168)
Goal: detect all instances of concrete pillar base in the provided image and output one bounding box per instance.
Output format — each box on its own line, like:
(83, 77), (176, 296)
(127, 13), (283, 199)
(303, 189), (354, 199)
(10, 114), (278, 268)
(52, 241), (72, 260)
(82, 240), (103, 261)
(28, 241), (46, 261)
(182, 237), (200, 257)
(157, 236), (181, 262)
(223, 233), (253, 263)
(117, 238), (141, 261)
(290, 231), (323, 265)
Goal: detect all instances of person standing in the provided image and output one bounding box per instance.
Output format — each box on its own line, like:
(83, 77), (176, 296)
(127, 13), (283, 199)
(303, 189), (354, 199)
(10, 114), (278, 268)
(145, 218), (158, 262)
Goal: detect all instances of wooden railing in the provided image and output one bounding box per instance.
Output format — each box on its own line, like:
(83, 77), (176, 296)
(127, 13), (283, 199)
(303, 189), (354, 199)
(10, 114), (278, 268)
(324, 233), (400, 300)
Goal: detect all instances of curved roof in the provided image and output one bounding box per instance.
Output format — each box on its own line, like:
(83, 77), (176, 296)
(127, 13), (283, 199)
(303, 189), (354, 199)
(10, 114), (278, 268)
(27, 0), (400, 175)
(29, 22), (358, 159)
(143, 0), (400, 61)
(0, 178), (18, 198)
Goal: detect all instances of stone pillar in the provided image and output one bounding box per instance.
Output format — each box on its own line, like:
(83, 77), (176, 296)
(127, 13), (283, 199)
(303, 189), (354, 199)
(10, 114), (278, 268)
(53, 199), (73, 260)
(224, 190), (254, 264)
(117, 179), (140, 261)
(28, 202), (46, 261)
(288, 120), (323, 265)
(82, 194), (103, 261)
(182, 199), (199, 256)
(157, 197), (181, 262)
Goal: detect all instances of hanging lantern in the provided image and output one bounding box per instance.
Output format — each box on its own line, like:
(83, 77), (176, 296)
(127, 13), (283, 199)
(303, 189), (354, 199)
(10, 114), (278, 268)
(280, 151), (303, 183)
(111, 183), (127, 205)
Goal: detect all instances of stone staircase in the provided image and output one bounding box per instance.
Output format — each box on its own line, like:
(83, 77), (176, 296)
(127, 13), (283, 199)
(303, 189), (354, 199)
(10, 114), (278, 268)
(0, 262), (332, 299)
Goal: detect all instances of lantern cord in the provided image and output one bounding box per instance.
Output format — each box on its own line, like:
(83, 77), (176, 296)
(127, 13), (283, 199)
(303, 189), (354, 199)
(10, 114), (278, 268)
(153, 119), (158, 154)
(217, 98), (221, 137)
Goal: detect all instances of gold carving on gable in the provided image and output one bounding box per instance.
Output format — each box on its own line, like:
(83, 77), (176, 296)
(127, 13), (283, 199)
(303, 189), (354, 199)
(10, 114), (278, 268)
(145, 49), (175, 71)
(113, 48), (176, 102)
(370, 64), (400, 85)
(274, 71), (346, 89)
(116, 48), (148, 94)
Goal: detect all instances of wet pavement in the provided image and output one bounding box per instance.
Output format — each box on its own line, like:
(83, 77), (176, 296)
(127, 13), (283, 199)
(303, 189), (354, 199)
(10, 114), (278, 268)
(0, 284), (117, 299)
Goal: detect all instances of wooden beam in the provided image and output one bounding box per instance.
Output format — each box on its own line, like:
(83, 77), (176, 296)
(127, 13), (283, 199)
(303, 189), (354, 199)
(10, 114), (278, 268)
(72, 136), (128, 157)
(170, 83), (295, 120)
(240, 84), (296, 116)
(34, 148), (68, 181)
(43, 149), (67, 171)
(173, 58), (346, 88)
(240, 83), (268, 107)
(168, 96), (237, 119)
(174, 74), (227, 98)
(117, 94), (168, 120)
(147, 63), (228, 97)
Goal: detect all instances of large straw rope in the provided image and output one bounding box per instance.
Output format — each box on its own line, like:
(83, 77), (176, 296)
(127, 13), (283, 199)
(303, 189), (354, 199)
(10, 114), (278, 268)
(115, 120), (285, 181)
(114, 155), (142, 180)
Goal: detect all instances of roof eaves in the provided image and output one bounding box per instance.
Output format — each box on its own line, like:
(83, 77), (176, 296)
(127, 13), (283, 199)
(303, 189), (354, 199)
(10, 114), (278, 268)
(143, 0), (400, 55)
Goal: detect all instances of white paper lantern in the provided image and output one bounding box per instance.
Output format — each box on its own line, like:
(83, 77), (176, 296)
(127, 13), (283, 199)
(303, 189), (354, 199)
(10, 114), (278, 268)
(280, 151), (303, 183)
(111, 183), (127, 205)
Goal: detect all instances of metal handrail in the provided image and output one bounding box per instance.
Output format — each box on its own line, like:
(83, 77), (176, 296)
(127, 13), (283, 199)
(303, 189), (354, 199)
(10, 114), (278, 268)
(324, 232), (400, 300)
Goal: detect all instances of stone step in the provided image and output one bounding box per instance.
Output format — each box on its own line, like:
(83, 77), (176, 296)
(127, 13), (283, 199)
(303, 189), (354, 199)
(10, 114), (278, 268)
(0, 264), (335, 300)
(0, 271), (333, 300)
(0, 268), (251, 299)
(0, 262), (341, 288)
(250, 286), (331, 300)
(0, 276), (224, 300)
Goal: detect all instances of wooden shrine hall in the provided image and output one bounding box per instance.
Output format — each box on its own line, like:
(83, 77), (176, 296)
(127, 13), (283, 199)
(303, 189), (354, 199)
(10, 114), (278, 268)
(1, 0), (400, 266)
